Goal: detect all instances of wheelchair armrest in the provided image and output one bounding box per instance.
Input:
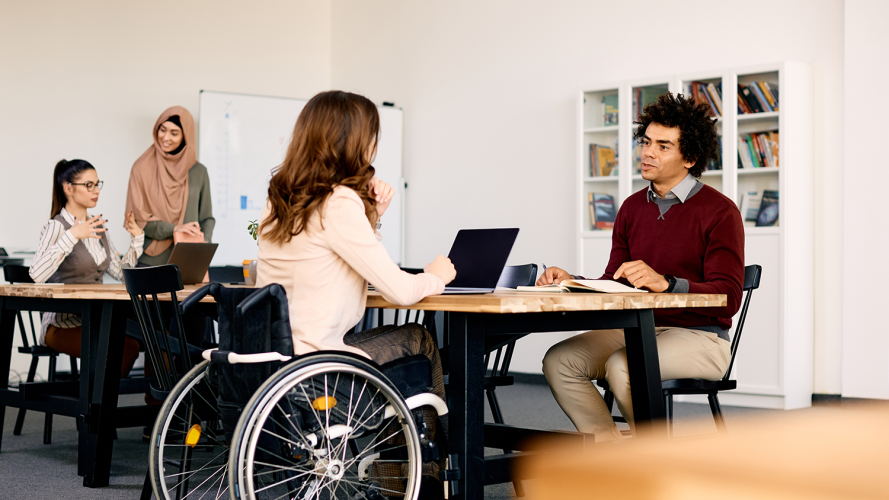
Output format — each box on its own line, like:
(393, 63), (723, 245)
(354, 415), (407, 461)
(180, 283), (221, 315)
(385, 393), (448, 418)
(202, 348), (292, 365)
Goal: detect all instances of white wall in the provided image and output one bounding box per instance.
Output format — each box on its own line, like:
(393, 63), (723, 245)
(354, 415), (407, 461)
(841, 0), (889, 399)
(0, 0), (331, 255)
(0, 0), (332, 377)
(331, 0), (845, 385)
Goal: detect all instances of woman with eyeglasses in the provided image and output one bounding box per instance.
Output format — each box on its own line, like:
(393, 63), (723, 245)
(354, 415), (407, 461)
(29, 159), (142, 376)
(125, 106), (214, 266)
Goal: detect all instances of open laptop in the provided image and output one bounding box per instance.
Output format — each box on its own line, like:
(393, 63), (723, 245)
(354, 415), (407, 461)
(441, 228), (519, 294)
(167, 242), (218, 285)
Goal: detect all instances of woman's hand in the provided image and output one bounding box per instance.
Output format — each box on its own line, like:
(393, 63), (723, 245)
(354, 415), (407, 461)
(69, 214), (107, 240)
(536, 266), (572, 285)
(368, 177), (394, 218)
(125, 212), (143, 238)
(424, 255), (456, 285)
(174, 221), (202, 237)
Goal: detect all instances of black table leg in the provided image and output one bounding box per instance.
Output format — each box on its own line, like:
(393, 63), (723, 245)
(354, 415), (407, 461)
(622, 309), (666, 437)
(82, 300), (127, 488)
(446, 312), (485, 500)
(77, 300), (97, 476)
(0, 298), (15, 453)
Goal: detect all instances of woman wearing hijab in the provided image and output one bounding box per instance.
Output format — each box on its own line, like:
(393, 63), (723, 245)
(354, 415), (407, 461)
(125, 106), (214, 266)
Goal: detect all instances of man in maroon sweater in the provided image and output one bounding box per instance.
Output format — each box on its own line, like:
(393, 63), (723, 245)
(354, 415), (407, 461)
(541, 93), (744, 441)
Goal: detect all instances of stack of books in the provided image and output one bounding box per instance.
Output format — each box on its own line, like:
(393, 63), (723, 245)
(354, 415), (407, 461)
(738, 82), (779, 114)
(737, 131), (779, 169)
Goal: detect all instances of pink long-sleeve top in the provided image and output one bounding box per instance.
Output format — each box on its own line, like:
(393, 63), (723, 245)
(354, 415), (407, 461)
(255, 186), (445, 357)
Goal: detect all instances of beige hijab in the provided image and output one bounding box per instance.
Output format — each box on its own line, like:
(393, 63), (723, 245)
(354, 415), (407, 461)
(125, 106), (197, 256)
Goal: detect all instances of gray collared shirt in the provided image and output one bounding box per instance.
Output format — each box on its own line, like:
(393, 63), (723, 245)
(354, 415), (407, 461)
(647, 172), (699, 203)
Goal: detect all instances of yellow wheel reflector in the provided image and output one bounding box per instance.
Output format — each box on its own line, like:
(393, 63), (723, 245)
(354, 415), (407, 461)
(312, 396), (338, 411)
(185, 424), (202, 448)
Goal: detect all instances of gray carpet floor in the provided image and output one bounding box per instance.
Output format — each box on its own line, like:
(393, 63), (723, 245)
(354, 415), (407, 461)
(0, 383), (788, 499)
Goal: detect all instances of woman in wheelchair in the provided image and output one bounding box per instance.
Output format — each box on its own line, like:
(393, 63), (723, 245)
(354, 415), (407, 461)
(147, 91), (456, 500)
(254, 90), (456, 498)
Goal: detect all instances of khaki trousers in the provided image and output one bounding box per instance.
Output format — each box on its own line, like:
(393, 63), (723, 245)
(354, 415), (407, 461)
(542, 327), (731, 441)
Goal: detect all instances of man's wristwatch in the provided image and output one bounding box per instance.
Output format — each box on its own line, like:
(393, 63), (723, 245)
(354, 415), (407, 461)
(664, 274), (677, 293)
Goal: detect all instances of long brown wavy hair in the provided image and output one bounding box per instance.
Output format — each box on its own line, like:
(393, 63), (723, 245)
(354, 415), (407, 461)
(262, 91), (380, 244)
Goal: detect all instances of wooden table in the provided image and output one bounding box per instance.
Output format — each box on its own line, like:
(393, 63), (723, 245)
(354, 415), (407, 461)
(0, 283), (215, 487)
(366, 289), (726, 500)
(0, 284), (725, 494)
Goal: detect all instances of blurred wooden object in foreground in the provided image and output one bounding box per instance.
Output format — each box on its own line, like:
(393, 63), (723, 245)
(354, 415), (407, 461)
(519, 405), (889, 500)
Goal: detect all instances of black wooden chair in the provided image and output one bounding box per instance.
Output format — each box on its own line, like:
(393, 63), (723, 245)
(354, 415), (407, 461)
(123, 264), (202, 500)
(2, 264), (77, 445)
(484, 264), (538, 424)
(598, 264), (763, 437)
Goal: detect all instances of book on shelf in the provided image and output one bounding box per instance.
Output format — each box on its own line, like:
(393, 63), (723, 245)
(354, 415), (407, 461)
(588, 192), (616, 230)
(739, 81), (779, 114)
(749, 82), (774, 112)
(738, 191), (763, 225)
(688, 82), (728, 117)
(602, 94), (619, 126)
(517, 279), (646, 294)
(737, 131), (779, 168)
(589, 144), (616, 177)
(755, 189), (779, 227)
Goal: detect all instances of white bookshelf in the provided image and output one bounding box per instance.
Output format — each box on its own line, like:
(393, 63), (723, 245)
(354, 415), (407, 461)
(576, 62), (813, 410)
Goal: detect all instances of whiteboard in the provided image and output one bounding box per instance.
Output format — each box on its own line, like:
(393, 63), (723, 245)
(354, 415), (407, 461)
(197, 90), (404, 266)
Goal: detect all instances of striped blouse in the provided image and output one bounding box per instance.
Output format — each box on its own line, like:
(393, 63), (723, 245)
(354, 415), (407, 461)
(29, 208), (144, 342)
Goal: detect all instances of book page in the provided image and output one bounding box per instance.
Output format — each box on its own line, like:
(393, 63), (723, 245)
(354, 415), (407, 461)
(562, 280), (647, 293)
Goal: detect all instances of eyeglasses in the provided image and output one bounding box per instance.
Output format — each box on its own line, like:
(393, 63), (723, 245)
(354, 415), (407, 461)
(69, 180), (104, 192)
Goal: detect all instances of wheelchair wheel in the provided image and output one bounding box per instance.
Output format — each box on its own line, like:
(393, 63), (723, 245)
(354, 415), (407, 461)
(149, 360), (231, 500)
(229, 353), (423, 500)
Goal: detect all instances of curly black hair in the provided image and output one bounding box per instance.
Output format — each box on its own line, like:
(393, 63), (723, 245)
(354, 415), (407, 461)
(633, 92), (719, 178)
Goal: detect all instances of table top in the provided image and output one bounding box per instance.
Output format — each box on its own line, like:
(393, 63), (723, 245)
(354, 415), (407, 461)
(0, 284), (727, 313)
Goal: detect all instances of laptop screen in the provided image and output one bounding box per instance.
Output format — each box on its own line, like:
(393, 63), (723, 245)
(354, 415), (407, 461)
(446, 228), (519, 288)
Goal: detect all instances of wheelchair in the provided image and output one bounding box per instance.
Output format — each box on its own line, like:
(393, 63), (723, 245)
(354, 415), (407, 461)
(146, 283), (449, 500)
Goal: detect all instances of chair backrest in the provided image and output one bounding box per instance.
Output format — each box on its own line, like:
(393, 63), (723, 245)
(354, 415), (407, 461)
(486, 264), (538, 377)
(3, 264), (34, 284)
(182, 282), (292, 404)
(123, 265), (189, 394)
(3, 264), (39, 348)
(723, 264), (763, 381)
(496, 263), (538, 288)
(208, 265), (245, 284)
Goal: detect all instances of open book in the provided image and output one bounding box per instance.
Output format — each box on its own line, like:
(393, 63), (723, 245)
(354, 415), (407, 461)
(516, 279), (647, 293)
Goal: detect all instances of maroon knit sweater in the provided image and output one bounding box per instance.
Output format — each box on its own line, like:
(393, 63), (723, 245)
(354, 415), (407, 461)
(598, 184), (745, 331)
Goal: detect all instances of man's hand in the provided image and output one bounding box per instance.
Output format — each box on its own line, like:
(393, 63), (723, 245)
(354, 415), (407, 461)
(368, 177), (394, 218)
(613, 260), (669, 292)
(536, 266), (572, 285)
